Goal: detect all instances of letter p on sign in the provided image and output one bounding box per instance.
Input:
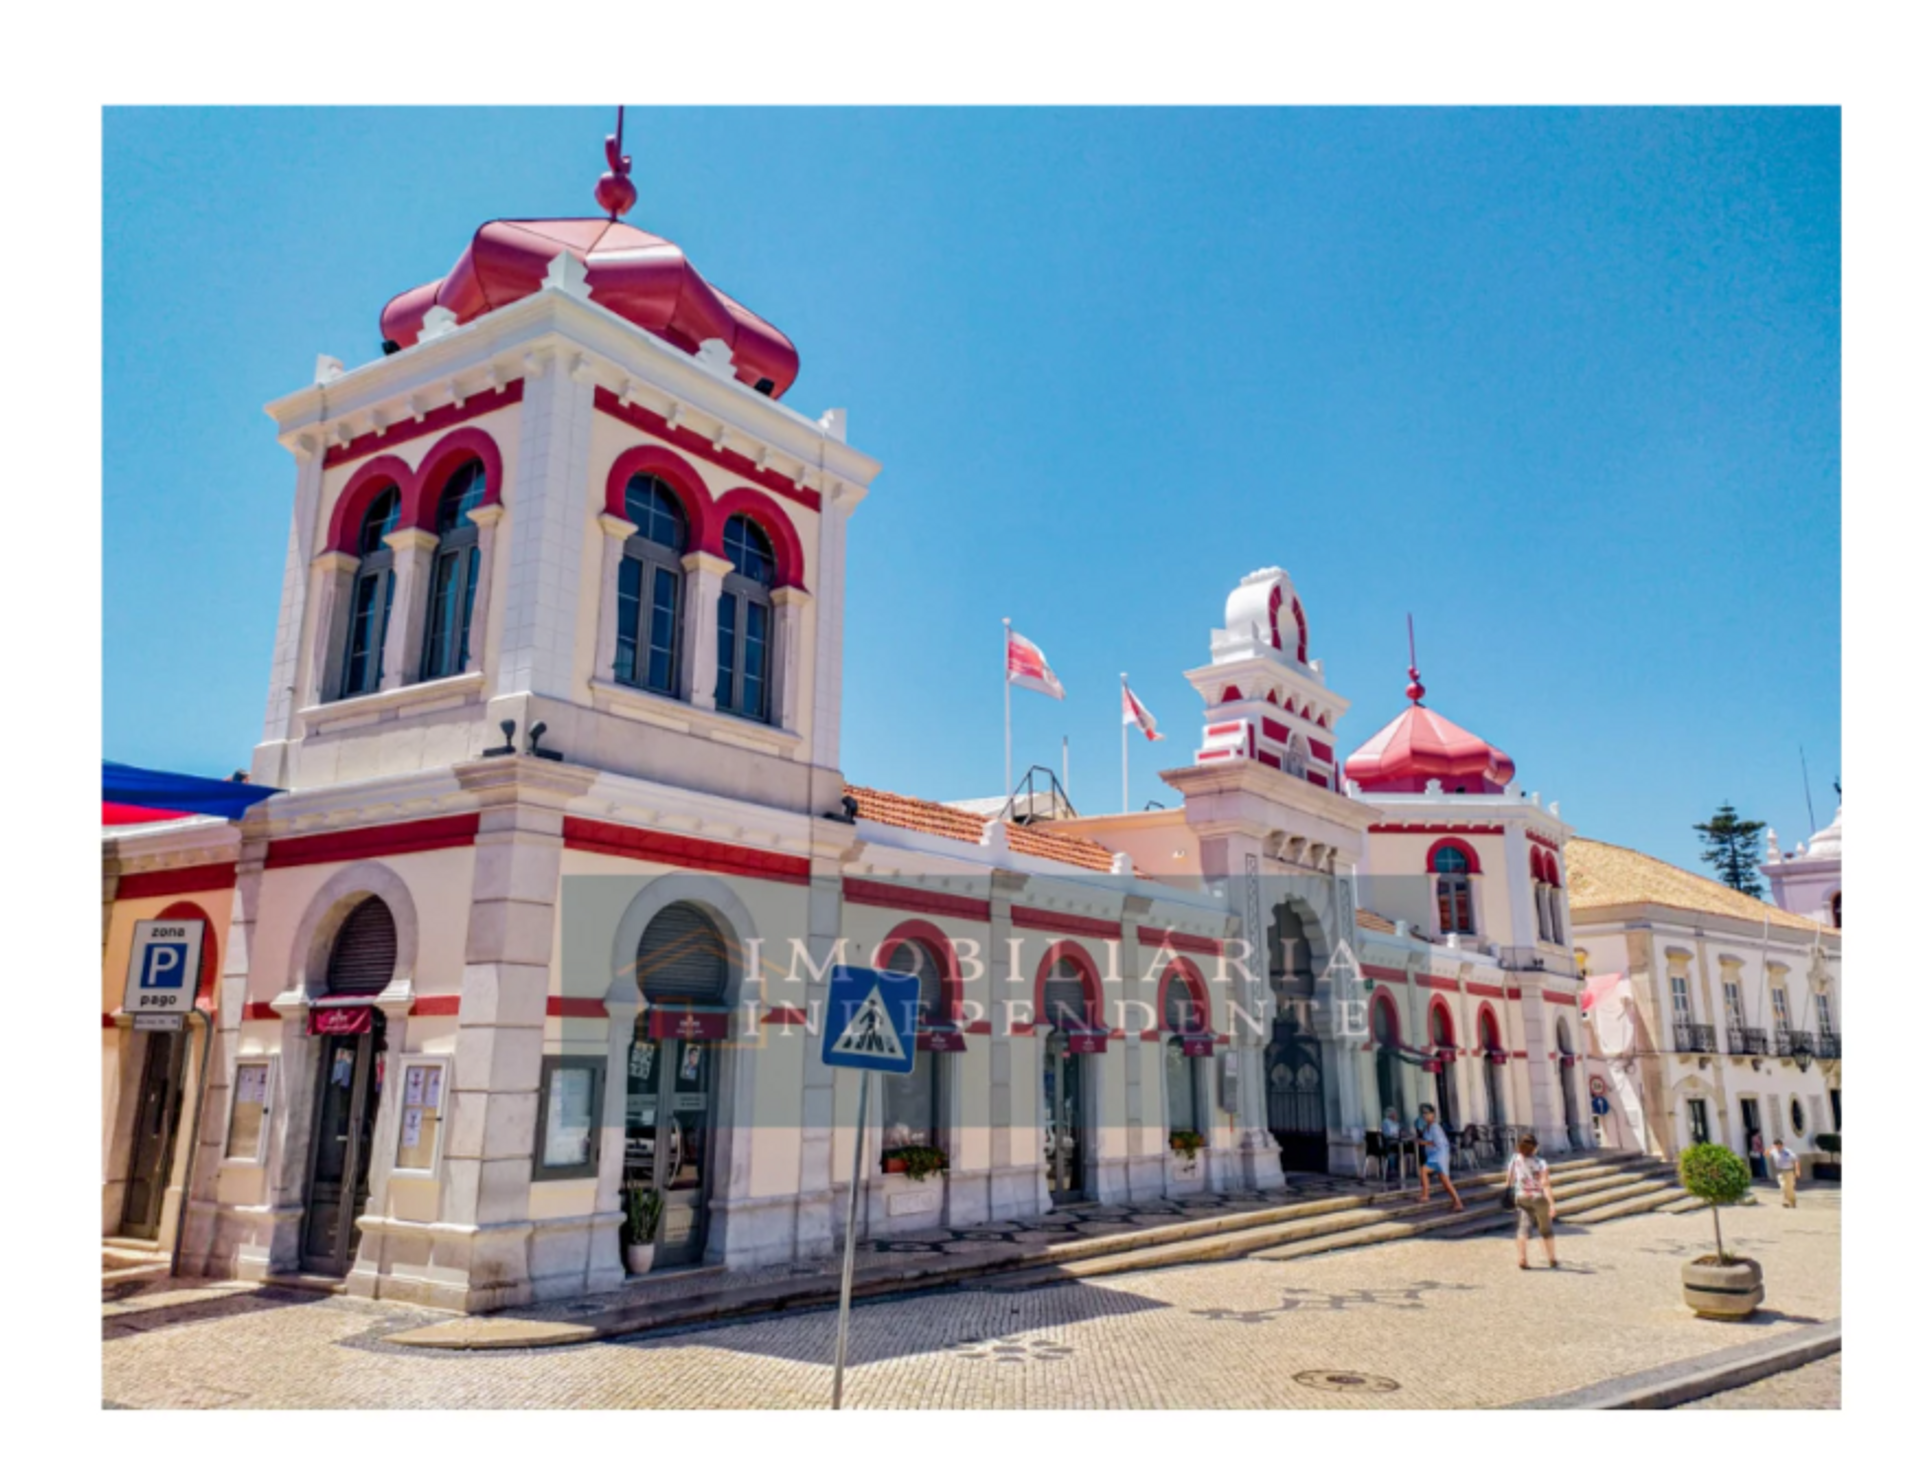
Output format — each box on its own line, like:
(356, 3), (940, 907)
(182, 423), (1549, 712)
(126, 919), (205, 1015)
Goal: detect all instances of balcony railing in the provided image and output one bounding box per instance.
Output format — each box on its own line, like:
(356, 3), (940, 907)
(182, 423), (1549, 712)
(1673, 1021), (1717, 1054)
(1772, 1028), (1814, 1059)
(1726, 1025), (1770, 1056)
(1814, 1032), (1842, 1060)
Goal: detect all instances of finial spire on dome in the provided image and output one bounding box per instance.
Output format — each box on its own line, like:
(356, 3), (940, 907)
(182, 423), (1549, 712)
(595, 105), (637, 220)
(1405, 612), (1425, 704)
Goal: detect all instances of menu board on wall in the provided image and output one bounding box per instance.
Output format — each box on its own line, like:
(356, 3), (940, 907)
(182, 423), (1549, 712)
(542, 1066), (596, 1169)
(225, 1060), (273, 1162)
(394, 1060), (447, 1173)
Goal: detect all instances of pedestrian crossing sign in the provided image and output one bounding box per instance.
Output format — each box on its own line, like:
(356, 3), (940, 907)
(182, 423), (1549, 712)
(821, 966), (920, 1074)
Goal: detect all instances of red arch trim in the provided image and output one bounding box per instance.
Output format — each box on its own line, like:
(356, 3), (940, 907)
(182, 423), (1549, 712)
(157, 900), (221, 1008)
(1153, 957), (1211, 1035)
(1369, 988), (1401, 1045)
(1427, 995), (1457, 1046)
(1426, 836), (1482, 875)
(326, 455), (413, 555)
(1036, 940), (1106, 1031)
(604, 443), (715, 550)
(711, 486), (808, 591)
(1543, 854), (1561, 888)
(874, 920), (964, 1027)
(323, 427), (508, 551)
(1529, 847), (1545, 882)
(1292, 597), (1309, 665)
(1475, 1001), (1503, 1053)
(411, 427), (506, 530)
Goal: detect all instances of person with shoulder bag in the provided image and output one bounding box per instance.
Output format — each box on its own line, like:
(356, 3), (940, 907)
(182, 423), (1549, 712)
(1507, 1133), (1557, 1270)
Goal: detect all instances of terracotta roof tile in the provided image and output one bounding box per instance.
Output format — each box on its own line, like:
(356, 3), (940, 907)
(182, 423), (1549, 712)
(1566, 837), (1827, 934)
(845, 785), (1117, 873)
(1356, 908), (1397, 934)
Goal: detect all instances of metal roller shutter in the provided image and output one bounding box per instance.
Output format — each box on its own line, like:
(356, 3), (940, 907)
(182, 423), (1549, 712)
(1044, 969), (1088, 1030)
(884, 941), (938, 1023)
(638, 903), (729, 1004)
(326, 899), (397, 997)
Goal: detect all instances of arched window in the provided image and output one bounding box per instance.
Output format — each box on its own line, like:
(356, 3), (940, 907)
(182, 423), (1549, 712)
(1161, 971), (1208, 1137)
(339, 486), (402, 698)
(420, 461), (486, 681)
(326, 898), (397, 997)
(1432, 844), (1476, 935)
(1372, 997), (1401, 1124)
(637, 903), (729, 1006)
(715, 515), (775, 721)
(880, 940), (944, 1152)
(1830, 891), (1841, 929)
(615, 475), (687, 696)
(1430, 1002), (1459, 1131)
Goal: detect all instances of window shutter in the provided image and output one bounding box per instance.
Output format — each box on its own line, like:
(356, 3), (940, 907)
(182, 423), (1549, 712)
(326, 899), (397, 997)
(638, 904), (729, 1004)
(1044, 970), (1089, 1030)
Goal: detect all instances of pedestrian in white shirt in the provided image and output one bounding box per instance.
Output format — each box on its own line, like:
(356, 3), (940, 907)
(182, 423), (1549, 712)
(1767, 1138), (1800, 1208)
(1507, 1133), (1558, 1270)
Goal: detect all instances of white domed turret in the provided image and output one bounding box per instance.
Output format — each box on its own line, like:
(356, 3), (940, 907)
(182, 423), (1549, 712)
(1763, 800), (1841, 927)
(1806, 803), (1842, 861)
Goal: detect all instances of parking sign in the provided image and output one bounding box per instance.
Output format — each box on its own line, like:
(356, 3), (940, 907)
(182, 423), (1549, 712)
(126, 919), (205, 1017)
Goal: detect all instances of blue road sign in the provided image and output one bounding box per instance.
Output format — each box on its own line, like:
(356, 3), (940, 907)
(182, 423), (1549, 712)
(821, 965), (920, 1074)
(1591, 1095), (1611, 1117)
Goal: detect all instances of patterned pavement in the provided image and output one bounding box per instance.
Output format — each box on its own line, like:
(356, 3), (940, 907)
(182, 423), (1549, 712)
(102, 1188), (1838, 1409)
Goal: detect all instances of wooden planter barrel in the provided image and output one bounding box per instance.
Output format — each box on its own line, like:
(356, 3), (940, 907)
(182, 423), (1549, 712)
(1681, 1256), (1765, 1319)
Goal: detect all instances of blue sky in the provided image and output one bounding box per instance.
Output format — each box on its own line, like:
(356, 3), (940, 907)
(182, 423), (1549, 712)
(103, 107), (1839, 873)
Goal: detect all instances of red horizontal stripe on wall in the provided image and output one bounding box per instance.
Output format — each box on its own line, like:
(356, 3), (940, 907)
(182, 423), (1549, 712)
(101, 1013), (117, 1030)
(548, 996), (607, 1019)
(593, 389), (822, 513)
(323, 381), (524, 468)
(410, 995), (461, 1017)
(1506, 987), (1526, 1000)
(1138, 926), (1224, 957)
(843, 878), (992, 922)
(1012, 906), (1123, 941)
(243, 1002), (280, 1021)
(1363, 964), (1409, 985)
(1465, 982), (1507, 998)
(115, 862), (239, 901)
(1543, 989), (1579, 1005)
(761, 1005), (810, 1026)
(267, 814), (481, 869)
(1368, 824), (1504, 837)
(563, 818), (812, 886)
(1416, 973), (1462, 991)
(1525, 830), (1561, 850)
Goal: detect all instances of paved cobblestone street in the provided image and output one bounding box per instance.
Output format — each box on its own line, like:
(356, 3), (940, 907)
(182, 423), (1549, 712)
(103, 1190), (1839, 1409)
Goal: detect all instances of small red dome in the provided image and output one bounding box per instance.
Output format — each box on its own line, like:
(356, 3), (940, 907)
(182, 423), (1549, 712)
(1345, 701), (1516, 795)
(380, 218), (800, 399)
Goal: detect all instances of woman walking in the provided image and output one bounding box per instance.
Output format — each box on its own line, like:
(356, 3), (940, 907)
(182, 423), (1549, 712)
(1508, 1133), (1558, 1270)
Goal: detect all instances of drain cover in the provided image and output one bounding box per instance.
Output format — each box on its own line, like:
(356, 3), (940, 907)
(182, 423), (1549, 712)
(1293, 1369), (1400, 1395)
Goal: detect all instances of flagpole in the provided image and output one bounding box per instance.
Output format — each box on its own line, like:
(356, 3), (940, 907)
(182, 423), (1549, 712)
(1121, 673), (1130, 815)
(1003, 618), (1012, 806)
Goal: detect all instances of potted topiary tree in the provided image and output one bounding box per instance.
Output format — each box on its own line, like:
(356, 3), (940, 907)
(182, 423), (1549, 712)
(622, 1184), (665, 1276)
(1811, 1133), (1841, 1184)
(1677, 1142), (1765, 1318)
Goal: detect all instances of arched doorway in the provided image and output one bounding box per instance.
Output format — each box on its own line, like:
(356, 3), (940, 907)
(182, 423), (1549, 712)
(119, 903), (219, 1241)
(302, 896), (394, 1275)
(880, 937), (948, 1170)
(1041, 955), (1097, 1202)
(1478, 1008), (1507, 1130)
(1265, 901), (1327, 1172)
(1372, 997), (1403, 1127)
(1161, 966), (1210, 1149)
(1430, 1002), (1459, 1134)
(627, 902), (732, 1269)
(1555, 1018), (1580, 1150)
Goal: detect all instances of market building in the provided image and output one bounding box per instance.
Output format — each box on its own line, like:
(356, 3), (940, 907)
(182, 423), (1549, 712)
(1568, 827), (1841, 1161)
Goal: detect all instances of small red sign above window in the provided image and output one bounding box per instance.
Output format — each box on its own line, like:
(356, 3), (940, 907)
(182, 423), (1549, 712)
(309, 1005), (374, 1037)
(918, 1028), (968, 1053)
(1068, 1031), (1109, 1055)
(1178, 1033), (1216, 1057)
(648, 1008), (730, 1041)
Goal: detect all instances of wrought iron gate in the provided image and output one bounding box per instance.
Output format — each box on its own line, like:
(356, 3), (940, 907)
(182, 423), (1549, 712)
(1267, 1027), (1329, 1172)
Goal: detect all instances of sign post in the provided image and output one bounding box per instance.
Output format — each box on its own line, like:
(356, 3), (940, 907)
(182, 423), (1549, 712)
(820, 964), (919, 1411)
(125, 920), (211, 1277)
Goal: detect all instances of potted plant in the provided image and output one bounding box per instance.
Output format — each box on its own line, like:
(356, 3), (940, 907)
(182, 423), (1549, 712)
(622, 1184), (665, 1276)
(885, 1144), (948, 1182)
(1677, 1142), (1765, 1319)
(1169, 1129), (1206, 1169)
(1810, 1133), (1841, 1184)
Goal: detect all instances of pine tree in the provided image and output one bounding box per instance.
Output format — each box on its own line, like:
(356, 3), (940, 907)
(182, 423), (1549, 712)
(1694, 803), (1767, 898)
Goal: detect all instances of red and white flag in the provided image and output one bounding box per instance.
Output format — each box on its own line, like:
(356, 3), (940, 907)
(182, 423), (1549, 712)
(1007, 629), (1065, 700)
(1121, 680), (1163, 741)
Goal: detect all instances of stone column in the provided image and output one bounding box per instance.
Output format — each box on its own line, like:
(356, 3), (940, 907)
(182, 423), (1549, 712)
(810, 485), (850, 774)
(380, 527), (439, 689)
(438, 757), (596, 1312)
(590, 976), (640, 1293)
(680, 551), (730, 712)
(259, 432), (329, 759)
(463, 502), (506, 678)
(794, 860), (847, 1257)
(770, 585), (811, 734)
(592, 514), (638, 684)
(304, 550), (359, 706)
(986, 869), (1029, 1219)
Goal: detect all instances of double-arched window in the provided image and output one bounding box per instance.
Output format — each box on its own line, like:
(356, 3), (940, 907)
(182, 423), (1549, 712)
(420, 461), (487, 681)
(1432, 844), (1476, 935)
(615, 475), (687, 696)
(1531, 850), (1565, 946)
(716, 515), (776, 721)
(880, 940), (945, 1151)
(340, 487), (402, 698)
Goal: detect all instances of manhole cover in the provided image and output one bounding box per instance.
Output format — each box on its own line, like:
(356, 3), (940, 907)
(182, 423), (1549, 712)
(1293, 1369), (1400, 1395)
